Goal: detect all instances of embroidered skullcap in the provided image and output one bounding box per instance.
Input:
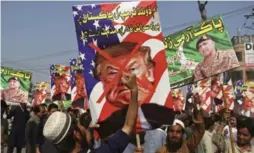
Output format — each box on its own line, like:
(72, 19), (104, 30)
(43, 111), (72, 144)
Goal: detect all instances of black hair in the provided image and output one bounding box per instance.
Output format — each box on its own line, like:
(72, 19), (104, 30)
(237, 116), (254, 136)
(31, 106), (40, 114)
(48, 103), (58, 112)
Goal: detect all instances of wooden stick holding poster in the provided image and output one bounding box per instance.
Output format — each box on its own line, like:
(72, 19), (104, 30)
(221, 84), (236, 153)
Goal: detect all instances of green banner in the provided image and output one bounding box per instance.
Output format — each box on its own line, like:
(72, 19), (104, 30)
(1, 66), (32, 103)
(164, 15), (240, 88)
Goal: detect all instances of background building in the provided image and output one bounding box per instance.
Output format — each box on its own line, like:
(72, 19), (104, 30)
(229, 34), (254, 84)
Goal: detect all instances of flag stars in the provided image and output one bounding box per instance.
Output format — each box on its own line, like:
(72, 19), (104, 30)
(89, 70), (93, 77)
(80, 53), (86, 60)
(93, 20), (100, 30)
(91, 4), (96, 9)
(73, 11), (78, 17)
(82, 39), (88, 46)
(76, 5), (83, 11)
(90, 60), (95, 67)
(92, 38), (98, 46)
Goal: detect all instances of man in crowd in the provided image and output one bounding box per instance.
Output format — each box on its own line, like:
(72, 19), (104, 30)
(37, 103), (59, 153)
(156, 94), (205, 153)
(25, 106), (44, 153)
(223, 114), (238, 142)
(224, 116), (254, 153)
(1, 100), (9, 149)
(194, 35), (239, 81)
(43, 73), (139, 153)
(7, 103), (30, 153)
(0, 77), (28, 103)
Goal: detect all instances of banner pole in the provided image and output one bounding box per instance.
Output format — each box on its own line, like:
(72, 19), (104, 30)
(221, 84), (236, 153)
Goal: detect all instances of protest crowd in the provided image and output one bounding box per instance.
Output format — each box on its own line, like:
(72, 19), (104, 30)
(1, 1), (254, 153)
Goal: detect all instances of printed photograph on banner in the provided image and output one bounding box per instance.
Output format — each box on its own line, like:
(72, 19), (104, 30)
(171, 89), (185, 112)
(192, 78), (212, 113)
(164, 15), (240, 88)
(50, 64), (71, 102)
(32, 82), (49, 106)
(70, 57), (88, 109)
(240, 81), (254, 118)
(0, 66), (32, 104)
(72, 0), (174, 132)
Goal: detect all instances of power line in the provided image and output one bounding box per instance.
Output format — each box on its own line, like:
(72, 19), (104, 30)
(3, 48), (78, 64)
(162, 4), (254, 33)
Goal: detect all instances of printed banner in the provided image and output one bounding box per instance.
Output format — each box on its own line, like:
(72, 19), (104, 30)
(0, 66), (32, 103)
(164, 15), (240, 88)
(241, 81), (254, 118)
(50, 64), (71, 102)
(70, 57), (88, 109)
(244, 43), (254, 69)
(171, 89), (184, 112)
(72, 1), (172, 127)
(32, 82), (49, 106)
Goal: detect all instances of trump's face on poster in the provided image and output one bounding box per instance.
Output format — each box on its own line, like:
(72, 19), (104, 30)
(94, 42), (155, 107)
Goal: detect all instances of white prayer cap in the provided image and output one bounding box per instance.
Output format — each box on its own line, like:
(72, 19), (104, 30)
(173, 119), (185, 129)
(43, 111), (72, 144)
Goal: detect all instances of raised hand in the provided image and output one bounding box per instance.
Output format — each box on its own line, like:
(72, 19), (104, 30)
(121, 73), (138, 91)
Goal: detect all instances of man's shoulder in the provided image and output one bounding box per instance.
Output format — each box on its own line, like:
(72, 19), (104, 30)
(217, 49), (235, 57)
(17, 89), (28, 96)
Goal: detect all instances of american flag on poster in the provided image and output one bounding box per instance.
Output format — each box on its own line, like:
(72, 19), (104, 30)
(70, 57), (88, 109)
(32, 82), (49, 106)
(222, 79), (235, 110)
(72, 0), (173, 133)
(50, 64), (71, 102)
(211, 75), (224, 113)
(193, 78), (212, 113)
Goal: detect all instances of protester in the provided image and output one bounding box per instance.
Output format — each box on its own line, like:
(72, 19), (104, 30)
(25, 106), (44, 153)
(224, 116), (254, 153)
(1, 100), (9, 149)
(223, 114), (238, 142)
(7, 103), (30, 153)
(156, 94), (205, 153)
(43, 73), (139, 153)
(39, 103), (59, 153)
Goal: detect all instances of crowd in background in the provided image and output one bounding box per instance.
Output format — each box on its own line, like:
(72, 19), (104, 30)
(1, 75), (254, 153)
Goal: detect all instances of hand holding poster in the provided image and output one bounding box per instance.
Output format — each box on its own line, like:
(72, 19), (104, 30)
(50, 64), (71, 102)
(70, 57), (88, 109)
(72, 0), (174, 137)
(0, 66), (32, 104)
(164, 15), (240, 88)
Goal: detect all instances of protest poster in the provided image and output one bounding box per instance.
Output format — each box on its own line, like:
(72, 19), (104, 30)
(32, 82), (49, 106)
(240, 81), (254, 118)
(171, 89), (185, 112)
(50, 64), (71, 102)
(164, 15), (240, 88)
(72, 0), (174, 137)
(70, 57), (88, 109)
(0, 66), (32, 104)
(244, 43), (254, 69)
